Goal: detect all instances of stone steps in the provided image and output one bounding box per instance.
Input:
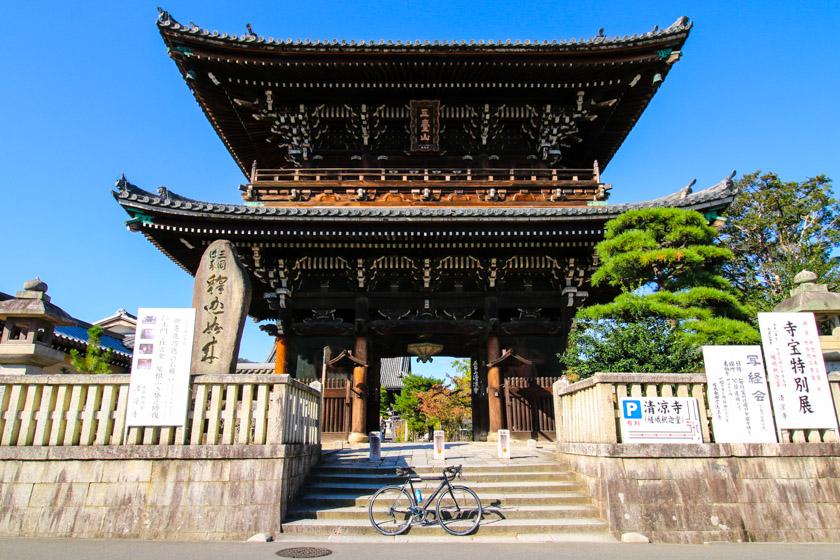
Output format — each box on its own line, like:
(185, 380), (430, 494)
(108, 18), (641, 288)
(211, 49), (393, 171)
(306, 480), (582, 494)
(288, 503), (601, 521)
(311, 470), (576, 484)
(296, 491), (595, 508)
(283, 457), (610, 540)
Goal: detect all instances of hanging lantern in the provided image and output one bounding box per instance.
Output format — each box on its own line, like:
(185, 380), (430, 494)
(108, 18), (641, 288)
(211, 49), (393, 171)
(406, 342), (444, 363)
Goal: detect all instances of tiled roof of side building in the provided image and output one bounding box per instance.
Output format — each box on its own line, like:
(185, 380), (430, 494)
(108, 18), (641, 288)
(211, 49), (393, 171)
(380, 357), (412, 390)
(54, 325), (133, 358)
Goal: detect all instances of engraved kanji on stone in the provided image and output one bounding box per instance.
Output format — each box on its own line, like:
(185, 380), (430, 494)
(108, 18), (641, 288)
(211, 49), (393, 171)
(203, 315), (223, 335)
(201, 336), (219, 364)
(206, 274), (228, 295)
(203, 296), (225, 316)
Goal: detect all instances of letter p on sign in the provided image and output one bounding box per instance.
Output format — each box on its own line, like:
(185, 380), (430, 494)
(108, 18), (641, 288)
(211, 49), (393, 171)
(623, 399), (642, 419)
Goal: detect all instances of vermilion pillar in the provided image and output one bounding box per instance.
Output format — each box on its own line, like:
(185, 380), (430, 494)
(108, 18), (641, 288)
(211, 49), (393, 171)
(274, 334), (288, 374)
(349, 335), (369, 443)
(486, 335), (503, 441)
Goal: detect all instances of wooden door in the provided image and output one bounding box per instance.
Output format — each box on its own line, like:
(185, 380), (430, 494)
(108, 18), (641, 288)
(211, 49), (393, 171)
(504, 376), (558, 440)
(321, 376), (352, 434)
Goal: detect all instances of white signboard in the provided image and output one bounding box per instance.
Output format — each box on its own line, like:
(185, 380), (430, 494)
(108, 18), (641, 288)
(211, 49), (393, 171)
(497, 429), (511, 459)
(433, 430), (446, 460)
(619, 397), (703, 443)
(127, 308), (196, 427)
(758, 312), (839, 431)
(369, 431), (381, 462)
(702, 346), (777, 443)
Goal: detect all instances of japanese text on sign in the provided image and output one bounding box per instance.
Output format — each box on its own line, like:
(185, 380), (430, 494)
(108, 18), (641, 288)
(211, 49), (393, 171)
(758, 312), (839, 431)
(702, 346), (777, 443)
(619, 397), (703, 443)
(127, 308), (196, 427)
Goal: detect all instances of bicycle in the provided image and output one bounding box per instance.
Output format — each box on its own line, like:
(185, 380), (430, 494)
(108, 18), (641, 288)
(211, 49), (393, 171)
(367, 464), (482, 536)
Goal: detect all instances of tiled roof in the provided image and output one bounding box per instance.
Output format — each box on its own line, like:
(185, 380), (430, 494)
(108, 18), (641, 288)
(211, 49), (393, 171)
(235, 362), (275, 374)
(381, 357), (412, 390)
(54, 325), (133, 358)
(157, 9), (691, 53)
(114, 176), (736, 222)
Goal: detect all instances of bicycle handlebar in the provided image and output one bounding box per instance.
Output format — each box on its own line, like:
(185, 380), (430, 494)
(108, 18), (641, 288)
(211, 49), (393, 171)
(395, 465), (463, 479)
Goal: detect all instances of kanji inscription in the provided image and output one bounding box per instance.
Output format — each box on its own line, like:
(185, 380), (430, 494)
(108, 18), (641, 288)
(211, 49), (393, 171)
(191, 240), (252, 374)
(758, 312), (839, 431)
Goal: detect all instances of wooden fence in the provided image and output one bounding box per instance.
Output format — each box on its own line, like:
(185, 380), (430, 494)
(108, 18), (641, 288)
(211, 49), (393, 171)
(554, 372), (840, 444)
(0, 374), (320, 447)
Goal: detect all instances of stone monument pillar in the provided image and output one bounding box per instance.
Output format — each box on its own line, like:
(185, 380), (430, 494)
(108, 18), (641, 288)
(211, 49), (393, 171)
(191, 240), (252, 374)
(0, 278), (74, 375)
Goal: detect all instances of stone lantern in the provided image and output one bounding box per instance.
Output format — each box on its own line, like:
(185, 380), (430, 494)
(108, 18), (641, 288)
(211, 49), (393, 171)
(0, 278), (75, 375)
(774, 270), (840, 373)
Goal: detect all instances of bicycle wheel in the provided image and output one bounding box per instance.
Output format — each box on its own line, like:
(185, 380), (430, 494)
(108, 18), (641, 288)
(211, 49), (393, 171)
(368, 485), (413, 536)
(436, 485), (482, 536)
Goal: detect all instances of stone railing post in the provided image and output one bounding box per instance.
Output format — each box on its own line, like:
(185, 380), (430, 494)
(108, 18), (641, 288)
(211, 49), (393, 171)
(553, 377), (568, 442)
(266, 375), (289, 444)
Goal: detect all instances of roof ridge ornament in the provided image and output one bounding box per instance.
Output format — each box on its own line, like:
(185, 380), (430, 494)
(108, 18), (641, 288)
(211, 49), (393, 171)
(156, 6), (174, 27)
(670, 16), (691, 30)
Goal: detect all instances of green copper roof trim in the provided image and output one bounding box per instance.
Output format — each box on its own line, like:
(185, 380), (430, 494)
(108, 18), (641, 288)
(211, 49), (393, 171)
(656, 48), (673, 60)
(173, 44), (193, 56)
(244, 201), (265, 207)
(126, 210), (153, 226)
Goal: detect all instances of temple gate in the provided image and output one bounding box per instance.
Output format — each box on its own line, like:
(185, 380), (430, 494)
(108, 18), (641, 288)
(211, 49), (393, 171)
(115, 11), (735, 442)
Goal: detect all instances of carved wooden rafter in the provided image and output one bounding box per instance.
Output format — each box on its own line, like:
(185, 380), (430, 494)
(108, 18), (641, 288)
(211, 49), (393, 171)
(521, 92), (597, 165)
(253, 100), (326, 167)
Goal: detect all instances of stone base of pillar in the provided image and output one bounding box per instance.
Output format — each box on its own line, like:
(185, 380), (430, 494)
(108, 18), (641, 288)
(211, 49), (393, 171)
(348, 431), (370, 444)
(486, 431), (499, 442)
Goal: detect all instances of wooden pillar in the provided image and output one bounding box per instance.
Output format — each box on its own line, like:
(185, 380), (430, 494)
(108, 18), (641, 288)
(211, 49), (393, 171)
(486, 334), (504, 441)
(349, 335), (369, 443)
(274, 334), (288, 374)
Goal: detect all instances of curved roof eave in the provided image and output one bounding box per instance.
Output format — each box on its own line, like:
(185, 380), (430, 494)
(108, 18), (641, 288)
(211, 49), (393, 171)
(156, 8), (691, 55)
(112, 175), (737, 224)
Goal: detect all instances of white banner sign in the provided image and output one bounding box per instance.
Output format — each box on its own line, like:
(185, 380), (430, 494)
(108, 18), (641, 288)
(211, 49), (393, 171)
(619, 397), (703, 443)
(758, 312), (839, 431)
(127, 308), (196, 427)
(702, 346), (777, 443)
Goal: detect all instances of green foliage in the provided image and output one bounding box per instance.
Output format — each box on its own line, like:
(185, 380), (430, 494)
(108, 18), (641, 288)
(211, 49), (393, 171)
(392, 374), (438, 434)
(592, 208), (733, 292)
(69, 326), (113, 375)
(379, 386), (394, 417)
(564, 317), (701, 377)
(562, 208), (760, 378)
(720, 171), (839, 311)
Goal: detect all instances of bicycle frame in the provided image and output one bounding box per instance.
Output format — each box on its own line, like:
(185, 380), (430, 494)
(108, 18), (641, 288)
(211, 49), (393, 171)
(401, 473), (456, 521)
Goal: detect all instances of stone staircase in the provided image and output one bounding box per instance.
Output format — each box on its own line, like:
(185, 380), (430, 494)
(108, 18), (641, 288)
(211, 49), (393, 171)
(281, 456), (612, 541)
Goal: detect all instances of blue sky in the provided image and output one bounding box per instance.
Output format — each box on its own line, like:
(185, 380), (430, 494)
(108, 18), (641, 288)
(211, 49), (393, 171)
(1, 1), (838, 368)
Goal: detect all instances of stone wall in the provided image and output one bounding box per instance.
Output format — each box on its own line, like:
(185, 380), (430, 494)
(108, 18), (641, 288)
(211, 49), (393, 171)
(0, 443), (320, 540)
(558, 442), (840, 543)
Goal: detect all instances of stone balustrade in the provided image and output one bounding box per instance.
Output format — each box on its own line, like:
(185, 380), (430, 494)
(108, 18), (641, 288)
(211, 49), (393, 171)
(554, 372), (840, 444)
(0, 373), (320, 447)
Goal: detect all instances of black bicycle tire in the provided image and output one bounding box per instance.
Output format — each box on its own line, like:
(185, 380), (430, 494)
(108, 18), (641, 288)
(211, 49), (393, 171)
(436, 485), (482, 536)
(368, 485), (414, 536)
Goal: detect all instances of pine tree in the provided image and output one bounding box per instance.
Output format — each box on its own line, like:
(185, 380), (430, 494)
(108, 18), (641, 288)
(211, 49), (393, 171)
(562, 208), (759, 378)
(69, 326), (113, 375)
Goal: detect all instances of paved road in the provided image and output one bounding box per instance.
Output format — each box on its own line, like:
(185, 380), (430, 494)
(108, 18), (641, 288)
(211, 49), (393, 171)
(1, 538), (838, 560)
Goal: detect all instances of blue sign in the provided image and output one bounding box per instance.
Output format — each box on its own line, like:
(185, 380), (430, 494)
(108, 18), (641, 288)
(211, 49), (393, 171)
(622, 399), (642, 419)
